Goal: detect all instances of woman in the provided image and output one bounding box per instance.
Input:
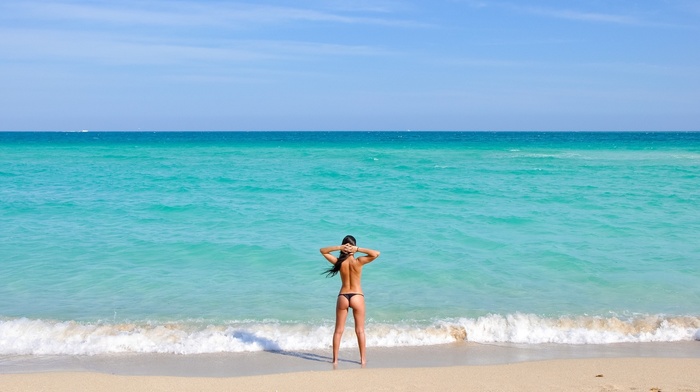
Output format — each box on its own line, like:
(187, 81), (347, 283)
(320, 235), (380, 365)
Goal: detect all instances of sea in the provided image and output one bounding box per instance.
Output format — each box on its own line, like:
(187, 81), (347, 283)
(1, 131), (699, 356)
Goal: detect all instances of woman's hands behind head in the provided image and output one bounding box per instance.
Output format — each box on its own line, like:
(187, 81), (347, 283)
(341, 243), (355, 254)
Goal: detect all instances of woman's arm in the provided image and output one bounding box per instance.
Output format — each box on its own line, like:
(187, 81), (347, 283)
(355, 246), (380, 265)
(320, 245), (342, 264)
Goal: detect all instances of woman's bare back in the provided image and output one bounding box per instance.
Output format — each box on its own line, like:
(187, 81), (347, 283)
(338, 256), (364, 294)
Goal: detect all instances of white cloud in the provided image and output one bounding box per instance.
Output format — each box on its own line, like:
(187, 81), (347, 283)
(461, 1), (681, 27)
(520, 6), (639, 25)
(435, 57), (540, 68)
(3, 0), (426, 28)
(0, 27), (389, 67)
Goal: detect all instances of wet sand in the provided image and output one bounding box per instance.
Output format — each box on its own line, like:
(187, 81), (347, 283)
(2, 342), (699, 391)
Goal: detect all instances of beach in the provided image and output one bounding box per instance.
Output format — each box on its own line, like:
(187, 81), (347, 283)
(2, 357), (699, 391)
(2, 342), (700, 391)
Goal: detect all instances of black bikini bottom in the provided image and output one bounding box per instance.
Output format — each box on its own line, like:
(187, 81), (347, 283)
(338, 293), (364, 301)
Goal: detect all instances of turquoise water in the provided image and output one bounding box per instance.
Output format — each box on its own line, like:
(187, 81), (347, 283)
(1, 131), (699, 354)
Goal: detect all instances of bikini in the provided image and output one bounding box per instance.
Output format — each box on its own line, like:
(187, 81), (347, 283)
(338, 293), (364, 302)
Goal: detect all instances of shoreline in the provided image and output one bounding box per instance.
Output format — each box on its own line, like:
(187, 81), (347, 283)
(2, 341), (699, 377)
(2, 339), (699, 391)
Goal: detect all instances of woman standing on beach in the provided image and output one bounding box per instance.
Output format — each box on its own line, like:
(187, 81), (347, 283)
(320, 235), (380, 365)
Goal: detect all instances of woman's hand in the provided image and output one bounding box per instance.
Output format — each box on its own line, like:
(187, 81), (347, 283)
(341, 243), (356, 254)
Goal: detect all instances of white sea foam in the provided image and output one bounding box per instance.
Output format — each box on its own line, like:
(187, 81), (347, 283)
(0, 314), (698, 355)
(458, 313), (700, 344)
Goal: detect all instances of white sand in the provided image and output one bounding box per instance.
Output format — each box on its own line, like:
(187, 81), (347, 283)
(2, 358), (699, 392)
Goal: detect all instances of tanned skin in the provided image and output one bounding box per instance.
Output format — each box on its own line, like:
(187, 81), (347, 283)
(320, 243), (380, 366)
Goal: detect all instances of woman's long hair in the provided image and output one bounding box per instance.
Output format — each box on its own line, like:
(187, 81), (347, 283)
(323, 235), (356, 277)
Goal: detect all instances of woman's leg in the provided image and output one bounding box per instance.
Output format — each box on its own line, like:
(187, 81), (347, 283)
(333, 295), (349, 364)
(349, 295), (366, 365)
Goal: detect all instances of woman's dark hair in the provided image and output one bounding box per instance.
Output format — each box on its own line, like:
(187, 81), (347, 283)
(323, 235), (356, 277)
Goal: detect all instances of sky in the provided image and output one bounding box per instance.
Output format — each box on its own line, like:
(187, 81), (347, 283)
(0, 0), (698, 131)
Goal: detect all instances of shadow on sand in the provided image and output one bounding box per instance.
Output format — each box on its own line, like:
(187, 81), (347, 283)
(232, 330), (361, 365)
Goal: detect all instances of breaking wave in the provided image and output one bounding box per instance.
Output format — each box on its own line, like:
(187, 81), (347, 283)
(1, 313), (698, 355)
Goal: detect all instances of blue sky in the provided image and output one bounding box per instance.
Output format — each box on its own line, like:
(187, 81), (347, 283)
(1, 0), (698, 131)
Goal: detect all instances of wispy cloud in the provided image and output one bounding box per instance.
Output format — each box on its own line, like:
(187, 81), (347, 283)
(519, 6), (639, 25)
(571, 61), (700, 78)
(3, 0), (427, 28)
(313, 0), (403, 14)
(435, 57), (540, 68)
(0, 28), (389, 67)
(461, 0), (686, 27)
(0, 1), (401, 70)
(470, 38), (580, 47)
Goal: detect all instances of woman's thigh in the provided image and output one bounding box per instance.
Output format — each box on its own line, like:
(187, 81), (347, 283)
(349, 296), (365, 326)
